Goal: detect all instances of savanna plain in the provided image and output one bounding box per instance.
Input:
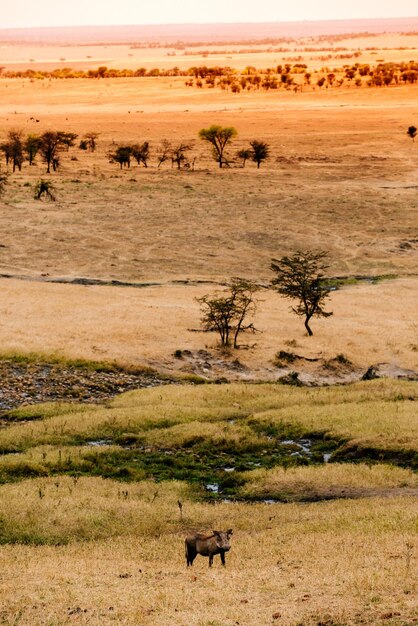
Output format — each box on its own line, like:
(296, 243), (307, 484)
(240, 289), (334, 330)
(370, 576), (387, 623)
(0, 31), (417, 626)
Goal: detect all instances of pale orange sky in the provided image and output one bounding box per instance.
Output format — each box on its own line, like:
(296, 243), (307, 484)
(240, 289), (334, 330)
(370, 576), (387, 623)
(1, 0), (417, 29)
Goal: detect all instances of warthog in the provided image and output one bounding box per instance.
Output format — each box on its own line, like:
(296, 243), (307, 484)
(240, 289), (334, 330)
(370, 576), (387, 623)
(185, 529), (233, 567)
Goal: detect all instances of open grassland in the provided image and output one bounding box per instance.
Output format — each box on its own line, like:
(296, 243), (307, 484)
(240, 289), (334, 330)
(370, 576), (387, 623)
(0, 380), (417, 624)
(0, 34), (417, 625)
(0, 68), (417, 377)
(0, 477), (416, 625)
(0, 81), (417, 281)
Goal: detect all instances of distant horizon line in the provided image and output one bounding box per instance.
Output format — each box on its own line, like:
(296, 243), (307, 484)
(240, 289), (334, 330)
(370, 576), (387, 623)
(1, 15), (418, 32)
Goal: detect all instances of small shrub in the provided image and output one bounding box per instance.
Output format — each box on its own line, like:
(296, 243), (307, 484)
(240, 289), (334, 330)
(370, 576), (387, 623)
(34, 180), (56, 201)
(275, 350), (297, 364)
(335, 353), (352, 365)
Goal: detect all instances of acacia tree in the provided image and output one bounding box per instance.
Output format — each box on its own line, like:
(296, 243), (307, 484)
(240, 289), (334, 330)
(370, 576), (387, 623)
(270, 250), (333, 336)
(131, 142), (150, 167)
(407, 126), (417, 142)
(157, 139), (172, 168)
(108, 146), (132, 169)
(84, 132), (98, 151)
(236, 148), (251, 168)
(25, 134), (40, 165)
(196, 278), (259, 348)
(250, 140), (270, 168)
(198, 125), (237, 168)
(0, 142), (12, 166)
(39, 131), (77, 173)
(171, 143), (193, 169)
(6, 131), (24, 172)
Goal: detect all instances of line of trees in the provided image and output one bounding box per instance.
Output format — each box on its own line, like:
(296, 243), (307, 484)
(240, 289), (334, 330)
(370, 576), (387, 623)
(2, 60), (418, 91)
(0, 130), (96, 173)
(1, 122), (413, 180)
(0, 126), (271, 174)
(197, 250), (334, 347)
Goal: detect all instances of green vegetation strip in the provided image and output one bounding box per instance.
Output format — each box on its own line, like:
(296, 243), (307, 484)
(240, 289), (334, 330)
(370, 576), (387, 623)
(0, 380), (416, 499)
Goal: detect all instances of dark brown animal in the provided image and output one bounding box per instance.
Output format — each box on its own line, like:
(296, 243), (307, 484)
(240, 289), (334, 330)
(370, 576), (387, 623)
(185, 529), (233, 567)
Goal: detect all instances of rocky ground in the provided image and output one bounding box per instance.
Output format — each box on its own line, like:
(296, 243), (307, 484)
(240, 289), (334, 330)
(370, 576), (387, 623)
(173, 349), (418, 385)
(0, 359), (174, 414)
(0, 351), (416, 417)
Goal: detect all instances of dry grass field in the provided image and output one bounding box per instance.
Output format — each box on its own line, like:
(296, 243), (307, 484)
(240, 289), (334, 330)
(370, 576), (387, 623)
(0, 276), (417, 378)
(0, 31), (417, 626)
(0, 484), (416, 626)
(0, 381), (417, 625)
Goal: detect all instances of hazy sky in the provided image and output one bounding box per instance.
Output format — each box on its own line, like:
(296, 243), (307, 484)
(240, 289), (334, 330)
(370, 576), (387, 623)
(2, 0), (418, 29)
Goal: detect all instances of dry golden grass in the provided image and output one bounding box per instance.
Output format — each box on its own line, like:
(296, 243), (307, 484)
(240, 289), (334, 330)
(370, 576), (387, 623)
(1, 80), (418, 281)
(0, 476), (416, 625)
(0, 36), (416, 626)
(0, 276), (416, 376)
(239, 463), (418, 500)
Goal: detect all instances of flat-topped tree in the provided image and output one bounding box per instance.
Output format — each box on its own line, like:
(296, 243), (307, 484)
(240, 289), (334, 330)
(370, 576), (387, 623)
(79, 132), (98, 152)
(271, 250), (333, 336)
(199, 125), (237, 168)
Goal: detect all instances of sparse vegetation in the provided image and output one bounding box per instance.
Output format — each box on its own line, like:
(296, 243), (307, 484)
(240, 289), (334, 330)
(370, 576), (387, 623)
(38, 131), (77, 173)
(108, 145), (132, 168)
(407, 125), (417, 141)
(250, 140), (270, 168)
(0, 28), (417, 626)
(0, 171), (7, 194)
(34, 179), (56, 201)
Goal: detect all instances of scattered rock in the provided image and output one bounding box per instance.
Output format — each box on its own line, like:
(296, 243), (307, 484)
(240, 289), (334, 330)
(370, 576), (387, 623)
(0, 360), (174, 414)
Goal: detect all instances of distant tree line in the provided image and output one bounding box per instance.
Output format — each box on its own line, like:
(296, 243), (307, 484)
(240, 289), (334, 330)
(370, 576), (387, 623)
(1, 60), (418, 92)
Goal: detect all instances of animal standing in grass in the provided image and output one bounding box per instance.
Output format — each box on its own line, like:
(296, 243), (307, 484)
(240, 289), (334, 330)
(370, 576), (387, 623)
(185, 529), (233, 567)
